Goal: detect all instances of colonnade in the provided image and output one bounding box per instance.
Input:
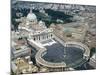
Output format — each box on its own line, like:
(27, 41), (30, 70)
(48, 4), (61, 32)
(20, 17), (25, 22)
(33, 33), (53, 41)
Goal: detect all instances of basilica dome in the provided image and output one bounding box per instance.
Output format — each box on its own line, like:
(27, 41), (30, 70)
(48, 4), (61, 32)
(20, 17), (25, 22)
(27, 9), (37, 22)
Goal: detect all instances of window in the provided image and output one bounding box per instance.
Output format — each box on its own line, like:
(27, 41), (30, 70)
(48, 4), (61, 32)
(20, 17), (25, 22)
(66, 33), (72, 37)
(34, 38), (36, 41)
(51, 34), (53, 37)
(39, 36), (40, 40)
(47, 35), (48, 39)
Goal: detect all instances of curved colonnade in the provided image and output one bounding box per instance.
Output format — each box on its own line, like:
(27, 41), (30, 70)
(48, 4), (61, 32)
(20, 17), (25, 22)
(35, 41), (90, 68)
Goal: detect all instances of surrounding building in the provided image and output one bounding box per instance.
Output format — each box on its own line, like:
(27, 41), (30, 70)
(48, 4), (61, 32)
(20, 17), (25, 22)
(11, 56), (38, 74)
(11, 37), (31, 59)
(50, 22), (88, 42)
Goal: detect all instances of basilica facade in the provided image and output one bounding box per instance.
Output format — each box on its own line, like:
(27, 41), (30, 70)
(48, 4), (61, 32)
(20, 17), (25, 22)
(17, 9), (54, 42)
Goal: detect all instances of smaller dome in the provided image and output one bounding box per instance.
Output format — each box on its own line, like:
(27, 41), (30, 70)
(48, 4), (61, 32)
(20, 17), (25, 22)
(39, 20), (44, 26)
(39, 20), (47, 28)
(27, 9), (37, 21)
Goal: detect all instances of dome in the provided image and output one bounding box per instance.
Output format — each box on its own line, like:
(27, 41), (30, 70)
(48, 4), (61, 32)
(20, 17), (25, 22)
(39, 20), (44, 26)
(27, 9), (37, 21)
(39, 20), (47, 28)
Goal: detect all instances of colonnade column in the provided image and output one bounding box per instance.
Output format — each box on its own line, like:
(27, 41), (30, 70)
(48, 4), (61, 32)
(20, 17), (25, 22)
(33, 33), (53, 41)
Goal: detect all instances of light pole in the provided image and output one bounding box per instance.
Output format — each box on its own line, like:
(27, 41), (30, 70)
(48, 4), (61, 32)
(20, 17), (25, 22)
(64, 47), (66, 60)
(63, 43), (67, 63)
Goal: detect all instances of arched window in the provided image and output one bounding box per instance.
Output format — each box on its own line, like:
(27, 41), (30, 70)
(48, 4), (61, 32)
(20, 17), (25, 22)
(39, 36), (40, 40)
(51, 34), (53, 37)
(34, 37), (36, 41)
(47, 35), (48, 39)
